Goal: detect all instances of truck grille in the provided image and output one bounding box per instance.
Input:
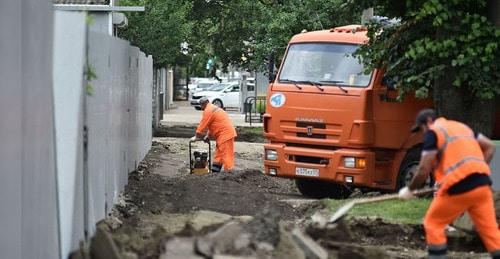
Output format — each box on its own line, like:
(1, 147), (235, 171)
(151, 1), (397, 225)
(296, 121), (326, 129)
(279, 120), (342, 142)
(290, 154), (329, 165)
(297, 132), (326, 139)
(192, 96), (202, 100)
(286, 142), (338, 151)
(296, 121), (326, 139)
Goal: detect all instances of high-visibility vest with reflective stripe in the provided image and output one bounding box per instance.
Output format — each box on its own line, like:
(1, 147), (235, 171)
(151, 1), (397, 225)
(430, 118), (490, 193)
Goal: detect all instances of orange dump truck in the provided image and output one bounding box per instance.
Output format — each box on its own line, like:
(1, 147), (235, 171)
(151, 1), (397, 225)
(263, 25), (433, 198)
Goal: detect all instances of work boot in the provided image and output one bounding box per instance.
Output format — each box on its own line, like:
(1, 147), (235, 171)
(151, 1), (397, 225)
(211, 163), (222, 173)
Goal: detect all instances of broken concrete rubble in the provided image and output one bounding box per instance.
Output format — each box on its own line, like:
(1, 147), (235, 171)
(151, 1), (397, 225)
(195, 237), (213, 257)
(275, 222), (306, 259)
(160, 237), (203, 259)
(206, 221), (245, 254)
(187, 210), (233, 231)
(104, 216), (123, 230)
(90, 227), (121, 259)
(291, 228), (328, 259)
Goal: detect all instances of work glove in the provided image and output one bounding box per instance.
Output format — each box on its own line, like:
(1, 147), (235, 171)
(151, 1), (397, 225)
(398, 186), (414, 200)
(190, 136), (200, 142)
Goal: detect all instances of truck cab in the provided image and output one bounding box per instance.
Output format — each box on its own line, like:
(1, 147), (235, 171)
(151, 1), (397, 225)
(263, 25), (432, 198)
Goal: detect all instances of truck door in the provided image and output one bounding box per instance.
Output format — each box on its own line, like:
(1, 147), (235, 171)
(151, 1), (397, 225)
(372, 73), (431, 149)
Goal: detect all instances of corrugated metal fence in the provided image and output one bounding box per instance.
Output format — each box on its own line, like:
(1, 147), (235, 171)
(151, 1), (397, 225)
(1, 4), (153, 259)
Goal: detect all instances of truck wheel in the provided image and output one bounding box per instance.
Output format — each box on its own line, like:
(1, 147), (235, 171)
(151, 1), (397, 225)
(397, 148), (433, 190)
(295, 179), (351, 199)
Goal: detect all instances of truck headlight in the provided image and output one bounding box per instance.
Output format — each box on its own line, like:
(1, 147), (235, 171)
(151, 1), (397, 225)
(266, 150), (278, 161)
(343, 157), (366, 169)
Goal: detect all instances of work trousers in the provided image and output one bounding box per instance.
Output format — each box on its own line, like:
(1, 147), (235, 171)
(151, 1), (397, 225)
(424, 185), (500, 258)
(213, 138), (234, 172)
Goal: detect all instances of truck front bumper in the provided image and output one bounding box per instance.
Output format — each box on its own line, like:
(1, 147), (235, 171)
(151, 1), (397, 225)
(264, 143), (376, 188)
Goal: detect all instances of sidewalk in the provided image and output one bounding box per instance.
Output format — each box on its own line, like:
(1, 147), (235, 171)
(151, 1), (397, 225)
(161, 101), (263, 127)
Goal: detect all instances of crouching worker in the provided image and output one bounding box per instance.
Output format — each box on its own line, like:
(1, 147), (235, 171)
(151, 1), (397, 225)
(399, 108), (500, 259)
(190, 97), (237, 173)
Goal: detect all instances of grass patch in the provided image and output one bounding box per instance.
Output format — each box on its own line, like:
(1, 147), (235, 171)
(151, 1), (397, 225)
(238, 126), (263, 135)
(325, 198), (432, 225)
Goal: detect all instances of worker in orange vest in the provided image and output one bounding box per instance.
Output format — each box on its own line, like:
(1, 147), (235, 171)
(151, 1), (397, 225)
(399, 108), (500, 258)
(190, 97), (237, 173)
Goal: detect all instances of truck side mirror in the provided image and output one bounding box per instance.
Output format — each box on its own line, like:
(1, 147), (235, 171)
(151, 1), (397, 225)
(382, 76), (397, 91)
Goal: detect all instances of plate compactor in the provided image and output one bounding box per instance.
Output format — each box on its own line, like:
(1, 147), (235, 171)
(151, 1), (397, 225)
(189, 140), (212, 175)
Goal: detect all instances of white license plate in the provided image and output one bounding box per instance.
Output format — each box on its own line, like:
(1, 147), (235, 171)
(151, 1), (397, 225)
(295, 167), (319, 177)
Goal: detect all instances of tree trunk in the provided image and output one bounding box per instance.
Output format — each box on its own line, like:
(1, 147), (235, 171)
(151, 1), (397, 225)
(433, 71), (496, 136)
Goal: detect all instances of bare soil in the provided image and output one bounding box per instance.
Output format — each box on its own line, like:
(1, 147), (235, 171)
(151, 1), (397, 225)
(154, 125), (267, 143)
(102, 137), (488, 259)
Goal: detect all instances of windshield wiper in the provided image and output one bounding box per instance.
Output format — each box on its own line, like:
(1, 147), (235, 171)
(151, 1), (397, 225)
(280, 78), (302, 90)
(288, 80), (325, 91)
(319, 80), (348, 93)
(310, 81), (324, 91)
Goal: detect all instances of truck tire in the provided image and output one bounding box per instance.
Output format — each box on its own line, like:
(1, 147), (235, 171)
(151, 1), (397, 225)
(397, 147), (433, 190)
(295, 179), (351, 199)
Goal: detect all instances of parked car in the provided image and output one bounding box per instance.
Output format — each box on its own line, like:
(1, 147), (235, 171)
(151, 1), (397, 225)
(188, 79), (220, 97)
(190, 82), (240, 110)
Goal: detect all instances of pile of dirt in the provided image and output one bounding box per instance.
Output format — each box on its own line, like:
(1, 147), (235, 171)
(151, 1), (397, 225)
(123, 168), (299, 218)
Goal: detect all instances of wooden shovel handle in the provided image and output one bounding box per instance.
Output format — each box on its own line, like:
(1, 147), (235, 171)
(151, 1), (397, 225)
(353, 188), (436, 205)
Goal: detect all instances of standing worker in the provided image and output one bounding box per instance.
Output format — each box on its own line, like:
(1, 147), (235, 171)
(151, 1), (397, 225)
(399, 108), (500, 258)
(190, 97), (237, 173)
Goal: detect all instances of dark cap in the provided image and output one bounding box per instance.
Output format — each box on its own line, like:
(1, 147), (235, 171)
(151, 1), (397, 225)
(411, 108), (436, 133)
(198, 97), (209, 105)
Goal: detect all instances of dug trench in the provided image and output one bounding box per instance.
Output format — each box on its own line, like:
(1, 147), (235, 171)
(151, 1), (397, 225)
(154, 124), (267, 143)
(88, 137), (492, 259)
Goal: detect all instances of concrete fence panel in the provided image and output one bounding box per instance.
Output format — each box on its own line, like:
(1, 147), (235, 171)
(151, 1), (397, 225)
(128, 46), (140, 172)
(53, 10), (87, 259)
(107, 36), (132, 214)
(87, 31), (112, 233)
(0, 1), (60, 259)
(489, 145), (500, 190)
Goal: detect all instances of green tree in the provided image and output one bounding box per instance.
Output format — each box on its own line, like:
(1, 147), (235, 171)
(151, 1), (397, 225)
(249, 0), (363, 71)
(119, 0), (362, 74)
(119, 0), (194, 67)
(187, 0), (362, 72)
(353, 0), (500, 135)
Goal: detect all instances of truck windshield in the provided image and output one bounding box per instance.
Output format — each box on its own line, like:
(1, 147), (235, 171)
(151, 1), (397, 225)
(279, 43), (372, 88)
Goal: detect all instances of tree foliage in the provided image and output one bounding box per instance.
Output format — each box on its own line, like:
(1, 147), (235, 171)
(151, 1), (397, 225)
(120, 0), (194, 67)
(351, 0), (500, 134)
(354, 0), (500, 100)
(120, 0), (362, 71)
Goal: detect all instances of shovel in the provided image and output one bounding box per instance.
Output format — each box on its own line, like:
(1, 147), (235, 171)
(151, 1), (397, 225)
(328, 187), (436, 223)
